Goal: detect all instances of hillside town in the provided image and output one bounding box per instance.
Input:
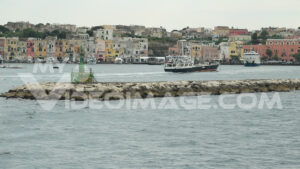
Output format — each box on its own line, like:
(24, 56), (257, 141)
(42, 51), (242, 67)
(0, 21), (300, 64)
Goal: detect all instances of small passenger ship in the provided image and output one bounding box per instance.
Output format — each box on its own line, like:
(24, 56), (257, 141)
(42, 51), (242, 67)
(244, 51), (261, 66)
(164, 56), (219, 73)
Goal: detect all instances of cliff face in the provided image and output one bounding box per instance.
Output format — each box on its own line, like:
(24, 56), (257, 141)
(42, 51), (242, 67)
(148, 38), (177, 56)
(1, 79), (300, 101)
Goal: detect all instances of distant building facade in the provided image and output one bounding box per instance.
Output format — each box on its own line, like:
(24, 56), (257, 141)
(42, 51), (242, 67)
(244, 38), (300, 61)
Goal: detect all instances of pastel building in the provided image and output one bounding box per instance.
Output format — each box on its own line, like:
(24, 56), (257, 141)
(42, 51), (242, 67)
(46, 36), (57, 58)
(5, 37), (19, 61)
(229, 35), (251, 42)
(95, 39), (106, 62)
(168, 44), (179, 56)
(213, 26), (230, 37)
(228, 29), (248, 36)
(105, 40), (116, 63)
(0, 37), (5, 59)
(244, 39), (300, 61)
(35, 39), (47, 59)
(95, 28), (114, 40)
(229, 41), (244, 60)
(201, 44), (220, 62)
(219, 42), (230, 60)
(191, 44), (202, 60)
(55, 39), (69, 61)
(17, 40), (27, 61)
(26, 38), (36, 60)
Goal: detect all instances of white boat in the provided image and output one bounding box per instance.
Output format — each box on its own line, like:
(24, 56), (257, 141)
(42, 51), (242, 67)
(63, 57), (70, 63)
(164, 56), (219, 73)
(244, 51), (261, 66)
(114, 57), (123, 64)
(46, 57), (58, 64)
(35, 58), (44, 63)
(0, 55), (3, 64)
(27, 56), (33, 63)
(87, 55), (96, 65)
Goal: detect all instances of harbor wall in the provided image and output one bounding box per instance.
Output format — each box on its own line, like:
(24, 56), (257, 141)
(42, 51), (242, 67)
(1, 79), (300, 100)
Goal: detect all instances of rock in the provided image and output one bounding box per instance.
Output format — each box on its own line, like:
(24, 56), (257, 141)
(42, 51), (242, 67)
(1, 79), (300, 101)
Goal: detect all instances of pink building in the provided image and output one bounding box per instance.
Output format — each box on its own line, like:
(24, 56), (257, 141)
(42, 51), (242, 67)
(229, 29), (248, 36)
(26, 39), (35, 60)
(0, 38), (5, 58)
(201, 45), (220, 62)
(168, 44), (179, 56)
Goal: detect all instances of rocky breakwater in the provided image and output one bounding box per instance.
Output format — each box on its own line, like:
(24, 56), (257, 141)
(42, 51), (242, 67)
(1, 79), (300, 101)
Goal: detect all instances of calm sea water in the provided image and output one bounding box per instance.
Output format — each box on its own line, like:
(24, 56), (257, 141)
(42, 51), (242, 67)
(0, 64), (300, 169)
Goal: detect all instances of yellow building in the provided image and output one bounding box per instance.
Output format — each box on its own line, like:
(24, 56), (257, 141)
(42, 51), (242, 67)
(191, 44), (202, 60)
(17, 40), (27, 61)
(65, 39), (82, 62)
(228, 41), (244, 60)
(213, 26), (230, 37)
(55, 39), (70, 60)
(4, 37), (18, 60)
(105, 40), (117, 63)
(35, 39), (47, 59)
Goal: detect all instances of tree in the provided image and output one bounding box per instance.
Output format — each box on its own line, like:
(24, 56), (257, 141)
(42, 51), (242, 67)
(251, 33), (259, 44)
(87, 30), (93, 37)
(260, 30), (269, 40)
(21, 28), (38, 38)
(0, 25), (10, 33)
(58, 31), (67, 39)
(273, 55), (279, 61)
(50, 30), (60, 37)
(266, 49), (273, 58)
(35, 23), (44, 28)
(91, 26), (104, 31)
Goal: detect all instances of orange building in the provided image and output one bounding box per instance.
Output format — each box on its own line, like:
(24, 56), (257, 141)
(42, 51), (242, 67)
(244, 39), (300, 61)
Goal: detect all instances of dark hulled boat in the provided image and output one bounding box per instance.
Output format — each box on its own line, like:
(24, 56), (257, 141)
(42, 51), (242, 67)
(164, 56), (219, 73)
(164, 64), (219, 72)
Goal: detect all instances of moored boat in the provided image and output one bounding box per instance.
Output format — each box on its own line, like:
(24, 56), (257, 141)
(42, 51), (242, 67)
(0, 55), (3, 64)
(164, 56), (219, 73)
(244, 51), (261, 66)
(114, 57), (123, 64)
(87, 55), (96, 65)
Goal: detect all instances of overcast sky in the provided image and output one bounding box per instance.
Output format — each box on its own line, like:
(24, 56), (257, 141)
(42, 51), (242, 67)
(0, 0), (299, 31)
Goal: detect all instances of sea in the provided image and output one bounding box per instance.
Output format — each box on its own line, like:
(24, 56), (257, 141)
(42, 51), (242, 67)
(0, 64), (300, 169)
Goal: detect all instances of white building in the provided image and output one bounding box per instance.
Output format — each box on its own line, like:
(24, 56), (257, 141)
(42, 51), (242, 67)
(46, 36), (57, 58)
(219, 42), (230, 60)
(94, 28), (114, 40)
(114, 37), (148, 63)
(76, 27), (89, 34)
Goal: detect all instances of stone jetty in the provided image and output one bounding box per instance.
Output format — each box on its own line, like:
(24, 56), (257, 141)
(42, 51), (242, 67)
(1, 79), (300, 101)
